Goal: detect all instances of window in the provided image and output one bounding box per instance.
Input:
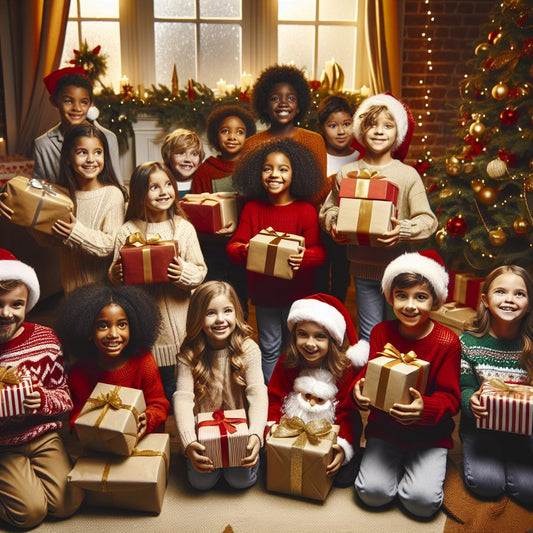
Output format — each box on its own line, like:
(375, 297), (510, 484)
(61, 0), (367, 93)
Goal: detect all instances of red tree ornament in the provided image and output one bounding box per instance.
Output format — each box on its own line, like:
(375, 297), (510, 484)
(446, 216), (468, 236)
(500, 106), (520, 125)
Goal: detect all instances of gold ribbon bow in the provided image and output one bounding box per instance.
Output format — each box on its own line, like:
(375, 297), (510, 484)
(83, 386), (139, 428)
(378, 343), (419, 364)
(487, 378), (533, 398)
(125, 232), (162, 247)
(0, 367), (22, 389)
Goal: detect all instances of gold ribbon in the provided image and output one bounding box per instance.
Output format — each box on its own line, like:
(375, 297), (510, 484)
(259, 227), (304, 278)
(125, 232), (162, 246)
(486, 378), (533, 398)
(82, 386), (139, 428)
(0, 367), (22, 389)
(273, 417), (335, 496)
(124, 233), (171, 284)
(132, 448), (169, 470)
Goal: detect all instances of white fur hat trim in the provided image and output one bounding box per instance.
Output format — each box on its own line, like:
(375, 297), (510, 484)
(0, 252), (40, 312)
(293, 368), (338, 400)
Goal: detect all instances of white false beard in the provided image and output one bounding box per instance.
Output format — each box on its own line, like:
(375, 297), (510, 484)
(281, 391), (337, 424)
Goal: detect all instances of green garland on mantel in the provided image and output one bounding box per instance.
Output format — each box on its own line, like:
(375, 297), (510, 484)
(94, 82), (366, 151)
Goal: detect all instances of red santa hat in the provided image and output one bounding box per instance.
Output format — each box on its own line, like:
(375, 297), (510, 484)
(381, 250), (448, 308)
(293, 368), (338, 400)
(0, 249), (40, 311)
(43, 66), (89, 96)
(353, 92), (415, 161)
(287, 293), (369, 368)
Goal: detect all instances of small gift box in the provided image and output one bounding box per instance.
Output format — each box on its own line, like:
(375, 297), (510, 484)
(477, 379), (533, 435)
(68, 433), (170, 514)
(430, 302), (476, 335)
(362, 343), (430, 412)
(266, 418), (339, 501)
(0, 367), (33, 418)
(449, 272), (484, 309)
(180, 192), (242, 233)
(120, 232), (178, 285)
(1, 176), (73, 234)
(74, 383), (146, 456)
(246, 227), (305, 280)
(197, 409), (249, 469)
(339, 175), (399, 203)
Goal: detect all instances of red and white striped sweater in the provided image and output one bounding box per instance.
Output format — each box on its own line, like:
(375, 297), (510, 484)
(0, 322), (73, 446)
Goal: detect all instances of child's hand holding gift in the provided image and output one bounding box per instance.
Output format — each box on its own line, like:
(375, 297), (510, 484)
(352, 378), (371, 410)
(241, 434), (261, 468)
(186, 441), (214, 473)
(468, 388), (488, 420)
(389, 387), (424, 425)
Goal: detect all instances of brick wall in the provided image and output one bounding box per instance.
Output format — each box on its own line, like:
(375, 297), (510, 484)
(402, 0), (496, 159)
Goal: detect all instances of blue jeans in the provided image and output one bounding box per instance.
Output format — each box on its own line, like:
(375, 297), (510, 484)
(354, 278), (385, 341)
(158, 365), (176, 407)
(255, 305), (290, 384)
(186, 458), (259, 490)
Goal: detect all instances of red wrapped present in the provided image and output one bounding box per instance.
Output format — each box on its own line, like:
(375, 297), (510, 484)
(339, 176), (399, 203)
(362, 343), (430, 411)
(477, 379), (533, 435)
(197, 409), (249, 469)
(120, 232), (178, 285)
(0, 367), (33, 417)
(180, 192), (242, 234)
(449, 272), (484, 309)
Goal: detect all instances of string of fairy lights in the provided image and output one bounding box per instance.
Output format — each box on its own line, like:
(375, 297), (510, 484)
(418, 0), (433, 162)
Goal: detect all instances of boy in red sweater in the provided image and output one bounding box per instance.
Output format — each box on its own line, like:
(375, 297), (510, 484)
(353, 251), (460, 518)
(0, 249), (83, 529)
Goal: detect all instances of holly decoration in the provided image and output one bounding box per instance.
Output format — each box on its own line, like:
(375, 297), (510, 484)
(70, 40), (108, 85)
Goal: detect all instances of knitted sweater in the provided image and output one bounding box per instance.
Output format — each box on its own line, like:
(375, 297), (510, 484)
(363, 320), (461, 449)
(68, 350), (170, 434)
(191, 156), (235, 194)
(319, 159), (438, 281)
(174, 338), (268, 450)
(0, 323), (72, 446)
(460, 331), (528, 428)
(226, 199), (326, 307)
(112, 217), (207, 367)
(60, 185), (125, 294)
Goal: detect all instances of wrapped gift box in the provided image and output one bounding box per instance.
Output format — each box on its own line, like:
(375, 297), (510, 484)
(430, 302), (477, 336)
(180, 192), (242, 234)
(120, 235), (178, 285)
(449, 272), (484, 309)
(339, 176), (399, 203)
(362, 343), (430, 411)
(246, 227), (305, 280)
(1, 176), (73, 234)
(0, 367), (33, 417)
(68, 433), (170, 514)
(477, 379), (533, 435)
(197, 409), (249, 469)
(74, 383), (146, 456)
(266, 418), (339, 501)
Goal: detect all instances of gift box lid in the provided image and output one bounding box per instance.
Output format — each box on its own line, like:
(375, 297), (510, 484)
(339, 176), (399, 203)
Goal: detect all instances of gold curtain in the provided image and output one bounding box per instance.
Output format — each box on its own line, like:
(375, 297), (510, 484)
(365, 0), (403, 96)
(4, 0), (70, 156)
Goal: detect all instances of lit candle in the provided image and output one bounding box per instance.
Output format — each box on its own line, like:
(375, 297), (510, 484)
(0, 137), (6, 158)
(241, 71), (253, 92)
(120, 75), (129, 90)
(226, 84), (235, 94)
(216, 78), (227, 95)
(360, 85), (371, 97)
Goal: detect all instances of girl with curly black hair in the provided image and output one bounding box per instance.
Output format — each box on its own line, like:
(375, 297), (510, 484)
(56, 282), (170, 437)
(226, 138), (327, 383)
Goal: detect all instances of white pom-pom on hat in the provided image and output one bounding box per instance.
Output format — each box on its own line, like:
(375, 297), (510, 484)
(87, 105), (100, 121)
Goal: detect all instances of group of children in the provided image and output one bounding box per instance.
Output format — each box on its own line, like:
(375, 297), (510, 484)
(0, 63), (532, 529)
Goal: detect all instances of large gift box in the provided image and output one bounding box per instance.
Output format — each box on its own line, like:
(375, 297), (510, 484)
(180, 192), (242, 233)
(68, 433), (170, 514)
(120, 232), (178, 285)
(246, 227), (305, 280)
(448, 272), (484, 309)
(197, 409), (249, 469)
(1, 176), (73, 234)
(74, 383), (146, 456)
(362, 343), (430, 411)
(336, 177), (399, 246)
(477, 379), (533, 435)
(430, 302), (477, 336)
(266, 418), (339, 501)
(0, 367), (33, 417)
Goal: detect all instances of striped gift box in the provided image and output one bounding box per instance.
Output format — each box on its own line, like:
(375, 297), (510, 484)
(477, 379), (533, 435)
(0, 374), (33, 417)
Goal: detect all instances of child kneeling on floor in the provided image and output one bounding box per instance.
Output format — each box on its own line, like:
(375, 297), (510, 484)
(352, 251), (461, 518)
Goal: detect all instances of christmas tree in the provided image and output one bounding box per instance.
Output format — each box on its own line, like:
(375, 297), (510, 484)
(429, 0), (533, 273)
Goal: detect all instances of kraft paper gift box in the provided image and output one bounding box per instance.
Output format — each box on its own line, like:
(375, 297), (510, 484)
(246, 227), (306, 280)
(68, 433), (170, 514)
(180, 192), (242, 233)
(450, 272), (484, 309)
(430, 302), (477, 336)
(120, 232), (178, 285)
(476, 379), (533, 435)
(197, 409), (249, 469)
(266, 418), (339, 501)
(0, 367), (33, 418)
(74, 383), (146, 456)
(1, 176), (73, 235)
(362, 343), (430, 412)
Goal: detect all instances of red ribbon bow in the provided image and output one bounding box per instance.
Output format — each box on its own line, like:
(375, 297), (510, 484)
(198, 409), (246, 434)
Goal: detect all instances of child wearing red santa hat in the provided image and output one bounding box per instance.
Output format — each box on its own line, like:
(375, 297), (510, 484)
(267, 293), (368, 486)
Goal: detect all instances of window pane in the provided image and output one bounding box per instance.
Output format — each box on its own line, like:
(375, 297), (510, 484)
(79, 0), (118, 18)
(60, 23), (80, 69)
(319, 0), (357, 21)
(200, 0), (241, 19)
(199, 23), (241, 88)
(317, 26), (356, 89)
(278, 0), (315, 21)
(155, 23), (197, 87)
(68, 1), (78, 17)
(154, 0), (195, 18)
(278, 25), (315, 76)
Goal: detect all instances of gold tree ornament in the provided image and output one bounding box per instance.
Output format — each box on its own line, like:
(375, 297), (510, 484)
(464, 162), (476, 174)
(475, 42), (490, 55)
(435, 228), (447, 246)
(477, 186), (500, 204)
(486, 158), (508, 179)
(513, 216), (531, 235)
(471, 178), (485, 192)
(445, 156), (462, 176)
(491, 82), (509, 100)
(469, 118), (486, 138)
(439, 188), (454, 199)
(488, 228), (507, 246)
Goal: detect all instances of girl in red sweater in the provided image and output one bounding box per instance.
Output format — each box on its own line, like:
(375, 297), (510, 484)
(56, 283), (170, 437)
(226, 138), (327, 384)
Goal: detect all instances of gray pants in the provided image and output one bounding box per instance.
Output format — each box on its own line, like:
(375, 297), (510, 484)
(355, 437), (447, 518)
